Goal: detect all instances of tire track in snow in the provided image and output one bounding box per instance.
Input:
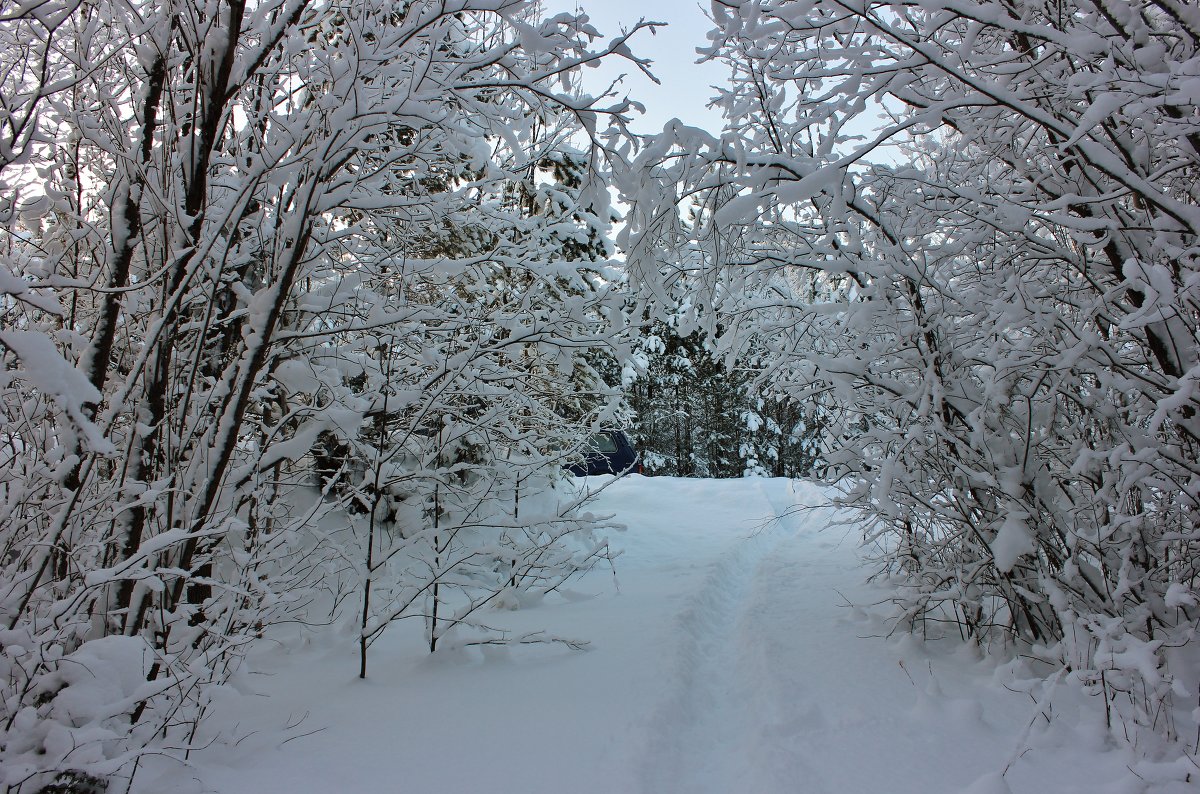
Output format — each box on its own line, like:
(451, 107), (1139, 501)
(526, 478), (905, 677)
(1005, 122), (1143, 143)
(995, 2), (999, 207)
(636, 480), (833, 794)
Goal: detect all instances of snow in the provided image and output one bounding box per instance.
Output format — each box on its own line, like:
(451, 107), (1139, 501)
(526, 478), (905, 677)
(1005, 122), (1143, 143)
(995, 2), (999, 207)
(0, 329), (113, 454)
(154, 478), (1182, 793)
(990, 510), (1036, 574)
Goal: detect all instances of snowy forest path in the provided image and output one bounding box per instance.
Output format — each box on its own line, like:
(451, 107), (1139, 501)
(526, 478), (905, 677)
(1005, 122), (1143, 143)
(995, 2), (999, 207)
(184, 476), (1153, 794)
(614, 478), (1156, 794)
(635, 479), (849, 793)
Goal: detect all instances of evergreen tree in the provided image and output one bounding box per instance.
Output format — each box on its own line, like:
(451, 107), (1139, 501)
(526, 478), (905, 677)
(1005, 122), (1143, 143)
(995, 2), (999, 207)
(627, 321), (821, 478)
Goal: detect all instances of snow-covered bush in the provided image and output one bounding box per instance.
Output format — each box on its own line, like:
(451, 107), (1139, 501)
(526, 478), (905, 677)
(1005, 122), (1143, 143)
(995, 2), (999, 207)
(0, 1), (649, 789)
(621, 0), (1200, 757)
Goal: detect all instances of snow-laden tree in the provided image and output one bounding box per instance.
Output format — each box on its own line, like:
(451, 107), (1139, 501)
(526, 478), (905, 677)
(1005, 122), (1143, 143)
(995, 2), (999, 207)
(298, 133), (630, 677)
(621, 0), (1200, 755)
(0, 1), (650, 788)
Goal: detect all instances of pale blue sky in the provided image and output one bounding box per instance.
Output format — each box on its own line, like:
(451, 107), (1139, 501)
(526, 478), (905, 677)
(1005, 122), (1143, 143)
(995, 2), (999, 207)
(548, 1), (728, 135)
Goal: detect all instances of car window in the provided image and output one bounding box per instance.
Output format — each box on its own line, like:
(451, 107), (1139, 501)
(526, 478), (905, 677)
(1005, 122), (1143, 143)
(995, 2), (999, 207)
(588, 433), (619, 453)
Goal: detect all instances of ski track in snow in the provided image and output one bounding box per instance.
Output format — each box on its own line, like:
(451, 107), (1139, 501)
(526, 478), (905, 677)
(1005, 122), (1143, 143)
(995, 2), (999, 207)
(638, 480), (838, 794)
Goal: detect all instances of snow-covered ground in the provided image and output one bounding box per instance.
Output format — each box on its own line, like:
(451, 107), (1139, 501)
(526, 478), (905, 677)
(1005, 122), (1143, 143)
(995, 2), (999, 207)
(151, 477), (1185, 793)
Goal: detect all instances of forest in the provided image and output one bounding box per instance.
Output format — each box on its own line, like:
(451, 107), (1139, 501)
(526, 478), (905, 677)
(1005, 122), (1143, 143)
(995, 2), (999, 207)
(0, 0), (1197, 790)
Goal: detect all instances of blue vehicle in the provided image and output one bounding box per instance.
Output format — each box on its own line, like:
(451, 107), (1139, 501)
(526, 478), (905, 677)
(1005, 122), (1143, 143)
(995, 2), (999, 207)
(566, 430), (641, 477)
